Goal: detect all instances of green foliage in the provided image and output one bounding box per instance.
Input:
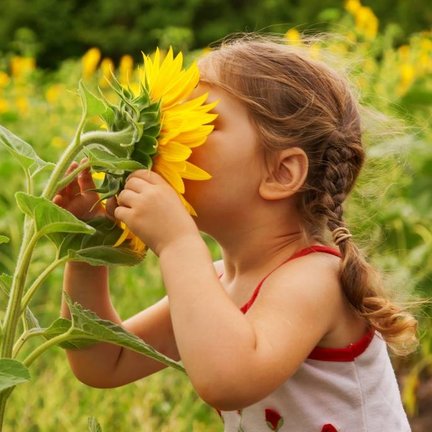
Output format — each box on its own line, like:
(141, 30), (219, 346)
(0, 1), (430, 429)
(0, 0), (430, 68)
(0, 359), (30, 392)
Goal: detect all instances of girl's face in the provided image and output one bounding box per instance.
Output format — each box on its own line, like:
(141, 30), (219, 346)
(184, 80), (266, 234)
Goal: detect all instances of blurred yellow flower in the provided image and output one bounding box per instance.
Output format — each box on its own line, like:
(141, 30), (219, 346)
(45, 84), (63, 104)
(397, 63), (416, 96)
(82, 48), (101, 80)
(355, 6), (378, 40)
(0, 98), (9, 114)
(10, 56), (35, 80)
(119, 55), (134, 85)
(15, 96), (29, 115)
(285, 28), (301, 45)
(345, 0), (361, 14)
(0, 71), (10, 88)
(99, 58), (115, 88)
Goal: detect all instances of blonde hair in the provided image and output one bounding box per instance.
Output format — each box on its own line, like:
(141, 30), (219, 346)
(199, 35), (418, 356)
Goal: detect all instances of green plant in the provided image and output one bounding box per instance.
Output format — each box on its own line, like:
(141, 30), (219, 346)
(0, 80), (187, 431)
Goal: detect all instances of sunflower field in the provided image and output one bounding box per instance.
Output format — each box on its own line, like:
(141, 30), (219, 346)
(0, 0), (431, 431)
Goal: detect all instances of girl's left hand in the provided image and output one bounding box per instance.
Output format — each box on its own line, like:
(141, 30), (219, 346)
(114, 170), (199, 256)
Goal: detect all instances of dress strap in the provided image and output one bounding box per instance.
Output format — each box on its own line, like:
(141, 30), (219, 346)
(240, 245), (341, 313)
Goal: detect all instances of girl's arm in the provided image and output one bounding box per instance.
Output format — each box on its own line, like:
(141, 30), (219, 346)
(115, 170), (341, 410)
(55, 162), (178, 388)
(62, 261), (179, 388)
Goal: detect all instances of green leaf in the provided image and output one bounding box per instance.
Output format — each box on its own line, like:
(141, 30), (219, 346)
(0, 125), (54, 176)
(44, 298), (185, 373)
(0, 273), (12, 295)
(0, 359), (31, 392)
(59, 218), (145, 266)
(79, 81), (108, 117)
(0, 235), (9, 245)
(15, 192), (96, 239)
(88, 417), (103, 432)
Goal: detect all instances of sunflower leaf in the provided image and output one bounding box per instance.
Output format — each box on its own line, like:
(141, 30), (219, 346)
(0, 273), (12, 296)
(0, 125), (54, 176)
(43, 296), (185, 373)
(15, 193), (96, 240)
(58, 218), (145, 266)
(0, 359), (31, 392)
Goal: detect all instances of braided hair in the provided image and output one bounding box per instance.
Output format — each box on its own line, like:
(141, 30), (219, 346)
(201, 35), (417, 355)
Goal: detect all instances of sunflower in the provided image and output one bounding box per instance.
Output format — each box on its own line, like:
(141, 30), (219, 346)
(142, 48), (217, 215)
(92, 48), (217, 253)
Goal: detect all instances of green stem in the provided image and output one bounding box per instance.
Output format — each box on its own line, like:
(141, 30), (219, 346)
(1, 230), (39, 358)
(21, 256), (68, 313)
(12, 328), (44, 358)
(80, 128), (134, 152)
(41, 110), (87, 200)
(23, 329), (74, 368)
(56, 160), (91, 191)
(0, 388), (13, 430)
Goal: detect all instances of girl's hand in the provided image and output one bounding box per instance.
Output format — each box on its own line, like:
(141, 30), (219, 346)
(114, 170), (199, 256)
(53, 160), (105, 221)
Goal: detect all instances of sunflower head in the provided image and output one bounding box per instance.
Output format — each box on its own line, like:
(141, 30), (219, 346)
(85, 47), (218, 253)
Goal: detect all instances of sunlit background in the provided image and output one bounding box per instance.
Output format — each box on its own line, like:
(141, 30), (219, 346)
(0, 1), (431, 431)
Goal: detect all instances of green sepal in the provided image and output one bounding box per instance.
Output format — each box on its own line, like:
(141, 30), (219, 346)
(79, 81), (108, 117)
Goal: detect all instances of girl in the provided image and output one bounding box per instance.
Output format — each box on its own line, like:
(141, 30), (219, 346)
(55, 36), (417, 431)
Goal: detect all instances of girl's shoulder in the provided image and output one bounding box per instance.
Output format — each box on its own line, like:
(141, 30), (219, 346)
(262, 250), (368, 348)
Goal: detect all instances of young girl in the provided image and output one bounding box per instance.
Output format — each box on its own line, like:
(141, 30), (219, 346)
(55, 36), (417, 431)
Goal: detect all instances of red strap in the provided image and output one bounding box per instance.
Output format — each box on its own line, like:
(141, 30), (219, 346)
(308, 328), (375, 362)
(240, 245), (341, 313)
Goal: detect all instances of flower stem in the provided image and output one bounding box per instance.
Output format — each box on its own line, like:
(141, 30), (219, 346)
(12, 328), (44, 358)
(41, 110), (87, 200)
(1, 229), (39, 358)
(56, 160), (91, 191)
(23, 329), (74, 368)
(20, 256), (68, 314)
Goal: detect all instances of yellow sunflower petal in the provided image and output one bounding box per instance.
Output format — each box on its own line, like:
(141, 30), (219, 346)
(153, 158), (186, 194)
(158, 141), (192, 162)
(181, 161), (212, 180)
(113, 224), (131, 247)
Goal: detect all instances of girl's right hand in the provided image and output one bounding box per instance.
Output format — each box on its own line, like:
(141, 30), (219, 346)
(53, 160), (106, 220)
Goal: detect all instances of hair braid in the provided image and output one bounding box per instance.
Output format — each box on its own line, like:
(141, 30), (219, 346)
(201, 36), (418, 355)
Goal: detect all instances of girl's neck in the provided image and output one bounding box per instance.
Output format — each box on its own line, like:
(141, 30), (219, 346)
(217, 224), (307, 282)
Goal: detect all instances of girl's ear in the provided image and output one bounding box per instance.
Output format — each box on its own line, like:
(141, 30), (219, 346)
(259, 147), (309, 201)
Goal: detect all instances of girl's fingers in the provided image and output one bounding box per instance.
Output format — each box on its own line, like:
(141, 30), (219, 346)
(124, 177), (144, 193)
(105, 197), (118, 219)
(117, 189), (139, 208)
(52, 195), (64, 206)
(56, 162), (80, 197)
(128, 169), (167, 186)
(77, 168), (96, 192)
(113, 205), (130, 222)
